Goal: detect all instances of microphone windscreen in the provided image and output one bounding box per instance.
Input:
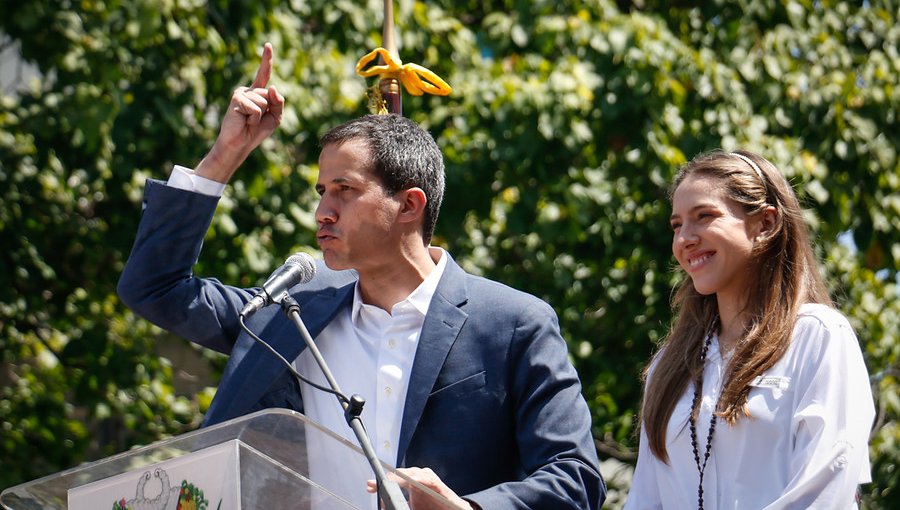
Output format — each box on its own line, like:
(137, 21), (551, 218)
(284, 253), (316, 284)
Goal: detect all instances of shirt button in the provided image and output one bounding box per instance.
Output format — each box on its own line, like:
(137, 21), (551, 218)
(384, 386), (392, 396)
(383, 441), (391, 451)
(835, 455), (848, 468)
(388, 338), (397, 349)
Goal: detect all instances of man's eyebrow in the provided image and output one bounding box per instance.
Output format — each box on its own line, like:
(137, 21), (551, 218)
(316, 176), (353, 189)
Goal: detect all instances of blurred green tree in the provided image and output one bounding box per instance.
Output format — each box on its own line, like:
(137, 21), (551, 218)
(1, 0), (897, 507)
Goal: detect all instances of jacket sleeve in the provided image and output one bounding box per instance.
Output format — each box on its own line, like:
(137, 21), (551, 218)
(464, 299), (607, 510)
(117, 179), (253, 354)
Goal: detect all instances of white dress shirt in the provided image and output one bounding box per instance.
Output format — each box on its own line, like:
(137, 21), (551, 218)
(165, 166), (447, 509)
(295, 247), (446, 509)
(168, 165), (226, 196)
(625, 303), (875, 510)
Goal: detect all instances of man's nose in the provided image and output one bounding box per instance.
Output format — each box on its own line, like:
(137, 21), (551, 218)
(315, 199), (337, 225)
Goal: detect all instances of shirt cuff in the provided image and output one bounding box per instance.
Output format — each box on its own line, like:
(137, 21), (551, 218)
(167, 165), (226, 197)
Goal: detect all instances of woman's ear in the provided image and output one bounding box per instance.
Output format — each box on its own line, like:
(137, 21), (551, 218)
(756, 205), (778, 240)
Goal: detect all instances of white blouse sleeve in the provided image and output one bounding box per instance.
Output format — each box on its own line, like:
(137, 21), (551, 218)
(763, 308), (875, 509)
(623, 426), (664, 510)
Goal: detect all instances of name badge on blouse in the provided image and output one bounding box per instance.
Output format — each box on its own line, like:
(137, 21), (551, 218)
(750, 375), (791, 390)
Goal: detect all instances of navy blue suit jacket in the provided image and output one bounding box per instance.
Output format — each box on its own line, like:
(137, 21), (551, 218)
(118, 180), (605, 509)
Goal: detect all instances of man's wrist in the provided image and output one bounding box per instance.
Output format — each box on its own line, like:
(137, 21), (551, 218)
(194, 145), (245, 183)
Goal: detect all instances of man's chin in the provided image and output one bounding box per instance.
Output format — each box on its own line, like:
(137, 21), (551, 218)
(322, 253), (351, 272)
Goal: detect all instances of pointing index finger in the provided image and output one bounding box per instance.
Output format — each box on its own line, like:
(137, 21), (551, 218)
(250, 42), (274, 89)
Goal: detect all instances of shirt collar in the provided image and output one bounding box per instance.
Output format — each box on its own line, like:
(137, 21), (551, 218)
(350, 247), (448, 323)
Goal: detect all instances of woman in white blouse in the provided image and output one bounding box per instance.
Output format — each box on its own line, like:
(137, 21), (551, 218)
(625, 150), (875, 510)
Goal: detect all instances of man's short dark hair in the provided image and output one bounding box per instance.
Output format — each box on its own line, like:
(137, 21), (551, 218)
(320, 114), (445, 244)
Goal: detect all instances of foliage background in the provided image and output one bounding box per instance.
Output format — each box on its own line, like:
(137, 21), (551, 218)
(1, 0), (898, 507)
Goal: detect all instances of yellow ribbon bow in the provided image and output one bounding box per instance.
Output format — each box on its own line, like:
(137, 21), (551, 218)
(355, 48), (452, 97)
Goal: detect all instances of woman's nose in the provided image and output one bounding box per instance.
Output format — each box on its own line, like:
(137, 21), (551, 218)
(674, 225), (698, 250)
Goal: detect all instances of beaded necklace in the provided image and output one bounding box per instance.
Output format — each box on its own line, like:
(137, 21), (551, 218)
(689, 327), (717, 510)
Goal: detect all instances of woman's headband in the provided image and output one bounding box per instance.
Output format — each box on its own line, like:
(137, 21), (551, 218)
(730, 152), (765, 183)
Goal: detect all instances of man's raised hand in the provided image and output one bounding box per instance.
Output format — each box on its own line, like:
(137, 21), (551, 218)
(196, 42), (285, 183)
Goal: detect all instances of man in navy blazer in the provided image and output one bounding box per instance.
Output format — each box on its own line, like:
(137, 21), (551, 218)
(118, 43), (605, 509)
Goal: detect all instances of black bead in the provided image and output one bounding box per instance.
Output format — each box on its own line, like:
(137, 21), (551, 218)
(689, 329), (718, 510)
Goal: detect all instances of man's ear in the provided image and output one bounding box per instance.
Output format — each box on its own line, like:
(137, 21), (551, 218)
(396, 187), (428, 225)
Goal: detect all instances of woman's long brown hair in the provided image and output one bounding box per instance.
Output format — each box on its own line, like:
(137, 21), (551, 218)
(641, 150), (832, 463)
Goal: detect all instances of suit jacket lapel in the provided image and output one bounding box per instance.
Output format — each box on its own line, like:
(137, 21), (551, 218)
(397, 257), (469, 464)
(297, 283), (355, 341)
(206, 282), (355, 424)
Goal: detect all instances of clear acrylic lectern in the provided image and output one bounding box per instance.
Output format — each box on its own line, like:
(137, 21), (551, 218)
(0, 408), (454, 509)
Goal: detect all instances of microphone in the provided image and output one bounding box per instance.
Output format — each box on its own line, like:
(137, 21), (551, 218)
(240, 252), (316, 317)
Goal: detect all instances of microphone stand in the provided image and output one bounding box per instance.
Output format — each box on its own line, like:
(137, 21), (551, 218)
(279, 294), (410, 510)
